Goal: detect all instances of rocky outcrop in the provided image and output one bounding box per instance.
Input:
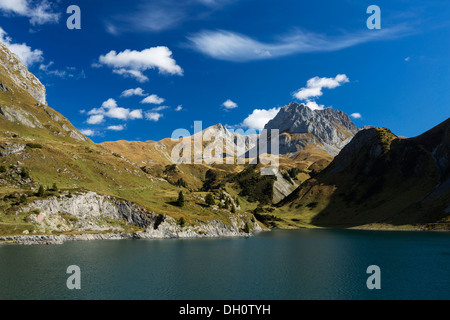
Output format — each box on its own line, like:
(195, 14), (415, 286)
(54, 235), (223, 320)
(1, 191), (265, 244)
(21, 192), (157, 231)
(0, 142), (26, 157)
(136, 214), (264, 239)
(0, 81), (10, 92)
(273, 171), (299, 203)
(0, 41), (46, 105)
(0, 42), (89, 142)
(0, 105), (43, 129)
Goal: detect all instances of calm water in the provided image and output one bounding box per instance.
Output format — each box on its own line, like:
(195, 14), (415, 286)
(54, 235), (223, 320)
(0, 229), (449, 300)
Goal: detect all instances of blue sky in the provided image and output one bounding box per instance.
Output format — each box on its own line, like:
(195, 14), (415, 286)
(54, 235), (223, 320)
(0, 0), (449, 142)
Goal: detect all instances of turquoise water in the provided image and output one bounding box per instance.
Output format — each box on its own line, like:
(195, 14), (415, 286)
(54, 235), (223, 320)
(0, 229), (449, 300)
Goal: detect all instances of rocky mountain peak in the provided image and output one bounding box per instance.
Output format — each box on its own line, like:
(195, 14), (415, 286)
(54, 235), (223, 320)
(0, 41), (47, 105)
(264, 102), (359, 156)
(265, 102), (357, 134)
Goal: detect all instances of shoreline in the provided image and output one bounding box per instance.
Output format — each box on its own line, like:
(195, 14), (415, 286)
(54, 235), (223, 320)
(3, 224), (449, 246)
(0, 229), (259, 245)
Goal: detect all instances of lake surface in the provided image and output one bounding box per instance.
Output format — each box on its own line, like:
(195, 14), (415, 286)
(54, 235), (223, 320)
(0, 229), (449, 300)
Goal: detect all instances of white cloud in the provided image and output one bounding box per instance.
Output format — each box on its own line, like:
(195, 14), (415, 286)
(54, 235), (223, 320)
(305, 100), (325, 111)
(98, 46), (183, 82)
(105, 1), (186, 34)
(175, 105), (183, 111)
(187, 27), (410, 62)
(80, 129), (96, 137)
(0, 27), (43, 66)
(350, 113), (362, 119)
(0, 0), (27, 15)
(242, 107), (280, 130)
(106, 107), (136, 120)
(86, 98), (143, 123)
(39, 61), (53, 71)
(151, 105), (169, 112)
(87, 114), (105, 125)
(145, 112), (163, 122)
(39, 61), (84, 79)
(113, 69), (149, 83)
(404, 57), (410, 62)
(293, 74), (349, 101)
(222, 99), (238, 109)
(107, 125), (126, 131)
(102, 98), (118, 109)
(141, 94), (165, 105)
(0, 0), (60, 25)
(103, 0), (237, 35)
(121, 88), (147, 97)
(129, 109), (143, 119)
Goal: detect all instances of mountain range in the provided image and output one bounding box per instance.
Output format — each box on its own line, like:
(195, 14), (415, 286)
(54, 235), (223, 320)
(0, 41), (449, 242)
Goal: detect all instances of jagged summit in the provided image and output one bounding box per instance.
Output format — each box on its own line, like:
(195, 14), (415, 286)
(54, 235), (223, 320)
(264, 102), (358, 156)
(265, 102), (357, 138)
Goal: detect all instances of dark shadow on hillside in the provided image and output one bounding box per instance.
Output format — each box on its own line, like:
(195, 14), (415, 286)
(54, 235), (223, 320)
(166, 201), (181, 207)
(299, 123), (450, 229)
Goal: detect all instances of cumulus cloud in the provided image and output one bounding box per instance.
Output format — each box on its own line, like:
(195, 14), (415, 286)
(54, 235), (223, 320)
(293, 74), (349, 101)
(291, 74), (350, 111)
(175, 105), (183, 111)
(121, 88), (147, 97)
(141, 94), (165, 105)
(222, 99), (238, 109)
(0, 0), (60, 25)
(102, 99), (118, 109)
(187, 27), (410, 62)
(350, 113), (362, 119)
(86, 114), (105, 125)
(242, 107), (280, 130)
(98, 46), (183, 82)
(80, 129), (97, 137)
(107, 125), (126, 131)
(86, 98), (143, 123)
(145, 112), (163, 122)
(305, 100), (325, 111)
(0, 27), (43, 66)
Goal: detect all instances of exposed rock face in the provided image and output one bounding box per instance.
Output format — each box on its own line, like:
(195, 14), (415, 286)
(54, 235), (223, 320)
(264, 102), (358, 156)
(0, 41), (47, 105)
(0, 81), (10, 92)
(0, 142), (26, 157)
(273, 171), (298, 203)
(1, 191), (265, 244)
(137, 214), (264, 239)
(22, 192), (156, 229)
(0, 105), (43, 129)
(0, 42), (90, 143)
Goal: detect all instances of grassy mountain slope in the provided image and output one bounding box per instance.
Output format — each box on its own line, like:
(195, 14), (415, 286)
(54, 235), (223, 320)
(0, 45), (261, 237)
(275, 121), (450, 230)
